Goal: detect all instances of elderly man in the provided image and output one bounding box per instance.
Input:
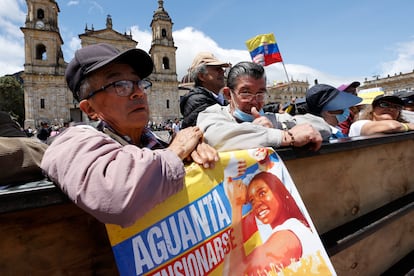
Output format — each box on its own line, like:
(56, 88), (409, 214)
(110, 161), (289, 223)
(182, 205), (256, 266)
(180, 52), (230, 128)
(197, 61), (330, 151)
(41, 43), (218, 227)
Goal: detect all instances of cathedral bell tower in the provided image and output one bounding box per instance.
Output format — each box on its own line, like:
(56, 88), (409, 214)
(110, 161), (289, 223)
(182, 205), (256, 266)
(148, 0), (180, 124)
(21, 0), (70, 128)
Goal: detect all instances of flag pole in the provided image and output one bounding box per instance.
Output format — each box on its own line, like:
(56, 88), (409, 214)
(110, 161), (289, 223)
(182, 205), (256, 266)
(281, 61), (293, 98)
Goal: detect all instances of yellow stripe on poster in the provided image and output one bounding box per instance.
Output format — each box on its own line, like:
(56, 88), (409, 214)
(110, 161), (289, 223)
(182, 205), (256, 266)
(106, 150), (262, 246)
(243, 230), (263, 256)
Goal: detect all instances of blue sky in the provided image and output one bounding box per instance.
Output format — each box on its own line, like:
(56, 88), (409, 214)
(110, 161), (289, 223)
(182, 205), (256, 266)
(2, 0), (414, 87)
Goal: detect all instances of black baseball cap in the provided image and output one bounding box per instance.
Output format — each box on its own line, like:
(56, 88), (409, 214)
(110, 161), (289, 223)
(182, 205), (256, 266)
(306, 84), (362, 115)
(395, 90), (414, 105)
(65, 43), (154, 101)
(372, 94), (404, 107)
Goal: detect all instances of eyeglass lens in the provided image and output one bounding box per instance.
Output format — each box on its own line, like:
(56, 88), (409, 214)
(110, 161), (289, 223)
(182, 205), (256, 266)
(238, 92), (266, 101)
(114, 80), (151, 96)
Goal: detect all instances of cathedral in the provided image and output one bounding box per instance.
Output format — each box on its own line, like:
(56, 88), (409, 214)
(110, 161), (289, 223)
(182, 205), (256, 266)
(21, 0), (180, 128)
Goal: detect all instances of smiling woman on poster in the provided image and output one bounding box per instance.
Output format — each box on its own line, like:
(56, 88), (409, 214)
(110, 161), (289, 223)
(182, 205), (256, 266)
(224, 171), (319, 275)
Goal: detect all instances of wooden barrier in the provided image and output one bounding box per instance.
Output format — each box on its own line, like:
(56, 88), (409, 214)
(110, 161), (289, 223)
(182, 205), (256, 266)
(0, 197), (118, 275)
(283, 137), (414, 234)
(279, 133), (414, 275)
(1, 132), (413, 275)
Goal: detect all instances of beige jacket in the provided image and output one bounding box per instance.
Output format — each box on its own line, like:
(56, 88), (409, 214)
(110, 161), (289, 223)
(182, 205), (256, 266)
(0, 137), (48, 185)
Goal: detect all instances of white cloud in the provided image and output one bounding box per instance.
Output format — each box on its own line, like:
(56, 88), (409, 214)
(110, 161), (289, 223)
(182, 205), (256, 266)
(174, 27), (250, 79)
(67, 1), (80, 6)
(130, 25), (152, 52)
(283, 64), (363, 88)
(0, 0), (25, 40)
(0, 16), (25, 41)
(0, 0), (26, 22)
(0, 0), (25, 76)
(69, 37), (81, 52)
(130, 26), (361, 87)
(88, 1), (104, 16)
(130, 26), (250, 81)
(380, 39), (414, 77)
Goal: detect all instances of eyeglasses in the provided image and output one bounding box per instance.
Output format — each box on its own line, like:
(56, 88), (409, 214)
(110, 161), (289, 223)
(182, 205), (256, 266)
(207, 65), (226, 71)
(84, 79), (152, 100)
(376, 101), (402, 110)
(233, 90), (267, 102)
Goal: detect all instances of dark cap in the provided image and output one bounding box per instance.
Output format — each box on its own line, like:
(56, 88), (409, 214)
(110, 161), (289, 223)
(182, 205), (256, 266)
(394, 90), (414, 105)
(306, 84), (362, 115)
(65, 43), (154, 101)
(372, 94), (404, 107)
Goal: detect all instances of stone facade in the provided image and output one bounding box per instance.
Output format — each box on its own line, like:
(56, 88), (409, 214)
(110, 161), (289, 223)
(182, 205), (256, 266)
(21, 0), (69, 128)
(148, 0), (180, 123)
(79, 17), (137, 51)
(22, 73), (70, 128)
(22, 0), (180, 128)
(266, 80), (309, 105)
(361, 71), (414, 94)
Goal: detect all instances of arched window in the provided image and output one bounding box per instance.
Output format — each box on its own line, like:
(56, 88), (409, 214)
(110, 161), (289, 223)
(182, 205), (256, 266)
(162, 57), (170, 70)
(36, 44), (47, 60)
(161, 28), (167, 37)
(166, 99), (170, 109)
(37, 9), (44, 20)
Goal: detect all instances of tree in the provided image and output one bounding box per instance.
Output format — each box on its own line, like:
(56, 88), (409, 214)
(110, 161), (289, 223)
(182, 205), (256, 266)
(0, 76), (24, 126)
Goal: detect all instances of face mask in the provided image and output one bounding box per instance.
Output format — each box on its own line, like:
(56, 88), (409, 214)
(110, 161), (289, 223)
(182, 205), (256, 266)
(233, 108), (264, 122)
(336, 108), (350, 123)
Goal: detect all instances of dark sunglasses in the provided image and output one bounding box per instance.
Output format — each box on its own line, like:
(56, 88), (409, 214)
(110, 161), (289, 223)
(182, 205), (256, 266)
(376, 101), (402, 110)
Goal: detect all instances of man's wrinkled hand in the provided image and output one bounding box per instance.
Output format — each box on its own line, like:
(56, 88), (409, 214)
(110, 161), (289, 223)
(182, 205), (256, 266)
(168, 127), (219, 168)
(190, 142), (219, 169)
(251, 107), (272, 128)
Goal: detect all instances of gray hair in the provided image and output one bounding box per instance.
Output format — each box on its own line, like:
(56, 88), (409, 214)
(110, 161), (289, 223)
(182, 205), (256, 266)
(78, 78), (92, 101)
(191, 64), (208, 86)
(227, 61), (266, 90)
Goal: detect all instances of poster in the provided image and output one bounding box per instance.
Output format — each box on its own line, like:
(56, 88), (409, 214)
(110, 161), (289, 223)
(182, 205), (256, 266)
(105, 148), (336, 275)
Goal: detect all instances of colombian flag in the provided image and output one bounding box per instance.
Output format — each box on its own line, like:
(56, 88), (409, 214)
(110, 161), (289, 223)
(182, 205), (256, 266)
(245, 33), (283, 66)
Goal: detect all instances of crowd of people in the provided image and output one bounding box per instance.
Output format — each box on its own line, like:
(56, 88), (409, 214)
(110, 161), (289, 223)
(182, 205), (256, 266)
(2, 43), (414, 272)
(181, 50), (414, 143)
(3, 43), (413, 216)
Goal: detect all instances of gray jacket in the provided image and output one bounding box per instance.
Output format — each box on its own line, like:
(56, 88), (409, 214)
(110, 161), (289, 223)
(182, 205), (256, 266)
(197, 104), (331, 151)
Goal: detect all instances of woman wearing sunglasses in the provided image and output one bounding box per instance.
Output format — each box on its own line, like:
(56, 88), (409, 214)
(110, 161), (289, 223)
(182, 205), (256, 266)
(349, 94), (414, 137)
